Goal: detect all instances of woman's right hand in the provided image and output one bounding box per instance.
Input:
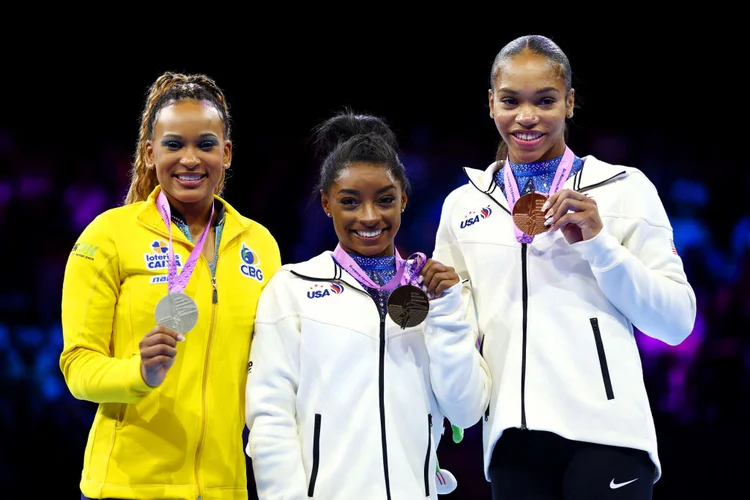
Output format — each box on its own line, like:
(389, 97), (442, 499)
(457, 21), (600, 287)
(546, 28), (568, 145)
(139, 325), (184, 388)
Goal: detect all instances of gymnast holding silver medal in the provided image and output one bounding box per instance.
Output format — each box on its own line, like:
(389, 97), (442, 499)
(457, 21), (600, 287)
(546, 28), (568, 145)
(245, 110), (491, 500)
(60, 72), (281, 500)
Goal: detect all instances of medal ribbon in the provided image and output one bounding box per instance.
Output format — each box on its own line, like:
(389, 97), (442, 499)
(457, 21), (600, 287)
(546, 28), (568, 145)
(156, 190), (214, 294)
(332, 244), (426, 290)
(503, 146), (575, 244)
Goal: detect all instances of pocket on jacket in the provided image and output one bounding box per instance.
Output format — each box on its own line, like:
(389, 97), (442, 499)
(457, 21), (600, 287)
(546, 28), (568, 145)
(590, 318), (614, 400)
(308, 413), (322, 497)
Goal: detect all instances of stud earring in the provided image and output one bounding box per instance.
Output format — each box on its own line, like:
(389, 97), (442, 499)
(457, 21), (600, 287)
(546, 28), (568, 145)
(326, 212), (332, 218)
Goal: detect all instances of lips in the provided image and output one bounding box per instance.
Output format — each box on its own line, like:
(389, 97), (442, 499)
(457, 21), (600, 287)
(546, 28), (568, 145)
(354, 228), (385, 239)
(174, 173), (207, 181)
(512, 131), (544, 142)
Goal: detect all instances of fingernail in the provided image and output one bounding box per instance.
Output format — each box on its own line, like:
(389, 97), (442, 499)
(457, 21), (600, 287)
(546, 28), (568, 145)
(542, 201), (549, 211)
(544, 218), (553, 227)
(545, 209), (554, 218)
(177, 334), (185, 342)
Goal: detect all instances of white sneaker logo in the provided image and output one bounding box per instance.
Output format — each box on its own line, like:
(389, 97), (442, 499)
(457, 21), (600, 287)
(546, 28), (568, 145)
(610, 478), (638, 489)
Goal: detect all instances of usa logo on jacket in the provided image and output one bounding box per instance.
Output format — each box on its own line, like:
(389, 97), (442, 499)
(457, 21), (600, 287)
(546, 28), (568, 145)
(307, 283), (344, 299)
(460, 206), (492, 229)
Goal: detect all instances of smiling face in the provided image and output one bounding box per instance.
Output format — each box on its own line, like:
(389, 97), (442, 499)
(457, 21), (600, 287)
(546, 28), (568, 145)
(321, 162), (407, 257)
(145, 98), (231, 214)
(488, 50), (574, 164)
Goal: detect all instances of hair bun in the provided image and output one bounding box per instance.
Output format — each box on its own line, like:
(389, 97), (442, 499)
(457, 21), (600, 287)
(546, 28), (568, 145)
(313, 109), (397, 159)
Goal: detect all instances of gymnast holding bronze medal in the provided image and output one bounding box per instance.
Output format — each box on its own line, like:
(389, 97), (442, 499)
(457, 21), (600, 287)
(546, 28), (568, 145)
(245, 110), (491, 499)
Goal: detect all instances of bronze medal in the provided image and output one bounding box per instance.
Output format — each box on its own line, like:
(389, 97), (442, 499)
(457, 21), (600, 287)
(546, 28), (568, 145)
(387, 285), (430, 329)
(512, 192), (548, 236)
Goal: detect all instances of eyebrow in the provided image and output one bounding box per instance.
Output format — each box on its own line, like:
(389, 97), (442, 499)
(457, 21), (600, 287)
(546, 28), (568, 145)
(497, 87), (560, 95)
(337, 184), (396, 196)
(161, 133), (220, 139)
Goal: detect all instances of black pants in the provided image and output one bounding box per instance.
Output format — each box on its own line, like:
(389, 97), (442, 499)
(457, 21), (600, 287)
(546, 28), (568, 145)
(489, 428), (655, 500)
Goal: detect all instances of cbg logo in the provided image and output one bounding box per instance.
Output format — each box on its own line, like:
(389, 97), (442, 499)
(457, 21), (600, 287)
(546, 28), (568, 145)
(460, 206), (492, 229)
(307, 283), (344, 299)
(240, 243), (264, 282)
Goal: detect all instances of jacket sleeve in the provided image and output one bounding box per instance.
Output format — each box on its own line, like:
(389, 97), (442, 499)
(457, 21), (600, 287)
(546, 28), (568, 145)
(424, 281), (491, 429)
(245, 272), (308, 500)
(59, 213), (153, 404)
(259, 225), (283, 286)
(432, 189), (469, 280)
(572, 171), (697, 346)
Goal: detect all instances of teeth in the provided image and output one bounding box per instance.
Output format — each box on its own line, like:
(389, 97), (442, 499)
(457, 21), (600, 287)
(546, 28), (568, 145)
(177, 175), (202, 181)
(356, 229), (383, 238)
(515, 132), (541, 141)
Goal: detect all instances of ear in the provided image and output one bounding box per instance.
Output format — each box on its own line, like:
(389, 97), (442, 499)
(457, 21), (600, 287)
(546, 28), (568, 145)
(321, 190), (331, 218)
(400, 191), (408, 213)
(223, 140), (233, 169)
(566, 88), (576, 118)
(145, 140), (155, 169)
(488, 89), (495, 118)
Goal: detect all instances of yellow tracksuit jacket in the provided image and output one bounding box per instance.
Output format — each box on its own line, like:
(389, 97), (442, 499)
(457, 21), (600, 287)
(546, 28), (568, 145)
(60, 186), (281, 499)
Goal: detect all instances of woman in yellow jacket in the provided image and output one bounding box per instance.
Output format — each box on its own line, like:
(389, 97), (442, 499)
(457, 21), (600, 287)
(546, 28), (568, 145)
(60, 71), (281, 500)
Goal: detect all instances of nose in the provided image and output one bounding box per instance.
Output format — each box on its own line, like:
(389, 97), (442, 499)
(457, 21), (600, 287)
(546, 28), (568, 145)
(179, 147), (200, 168)
(515, 105), (539, 127)
(360, 202), (380, 226)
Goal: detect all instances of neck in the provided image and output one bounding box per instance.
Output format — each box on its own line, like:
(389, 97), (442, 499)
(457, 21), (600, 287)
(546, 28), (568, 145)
(341, 243), (395, 258)
(165, 192), (215, 236)
(510, 141), (566, 164)
(537, 141), (567, 163)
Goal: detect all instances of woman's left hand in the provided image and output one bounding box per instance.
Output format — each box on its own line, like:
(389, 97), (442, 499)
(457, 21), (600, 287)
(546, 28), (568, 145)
(420, 259), (460, 297)
(543, 189), (603, 244)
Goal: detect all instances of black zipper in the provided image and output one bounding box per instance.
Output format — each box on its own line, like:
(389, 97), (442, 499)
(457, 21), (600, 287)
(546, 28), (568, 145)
(465, 165), (626, 431)
(307, 414), (322, 497)
(378, 313), (392, 500)
(423, 413), (433, 496)
(288, 268), (392, 499)
(520, 243), (528, 430)
(590, 318), (615, 400)
(479, 335), (490, 421)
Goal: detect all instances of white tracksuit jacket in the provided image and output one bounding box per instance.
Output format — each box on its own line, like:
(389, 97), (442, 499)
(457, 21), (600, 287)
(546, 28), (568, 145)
(245, 251), (491, 499)
(432, 154), (696, 483)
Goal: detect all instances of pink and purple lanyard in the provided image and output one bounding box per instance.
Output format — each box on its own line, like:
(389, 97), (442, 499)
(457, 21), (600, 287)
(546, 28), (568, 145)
(155, 190), (214, 294)
(332, 244), (426, 292)
(503, 146), (575, 244)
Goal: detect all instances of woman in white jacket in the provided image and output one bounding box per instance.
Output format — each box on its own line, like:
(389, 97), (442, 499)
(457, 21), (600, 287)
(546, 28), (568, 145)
(245, 110), (491, 499)
(432, 35), (697, 500)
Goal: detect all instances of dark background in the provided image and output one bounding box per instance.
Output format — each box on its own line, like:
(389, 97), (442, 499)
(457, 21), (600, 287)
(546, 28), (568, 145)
(0, 20), (745, 499)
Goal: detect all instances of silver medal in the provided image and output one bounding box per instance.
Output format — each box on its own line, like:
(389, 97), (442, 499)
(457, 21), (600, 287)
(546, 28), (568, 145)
(154, 292), (199, 334)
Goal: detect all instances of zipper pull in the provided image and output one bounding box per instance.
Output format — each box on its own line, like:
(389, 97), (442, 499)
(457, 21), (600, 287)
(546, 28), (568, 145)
(212, 277), (218, 303)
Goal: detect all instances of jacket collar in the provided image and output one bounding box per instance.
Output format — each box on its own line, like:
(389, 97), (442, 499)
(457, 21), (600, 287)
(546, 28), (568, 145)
(135, 186), (252, 244)
(289, 251), (366, 292)
(463, 155), (627, 211)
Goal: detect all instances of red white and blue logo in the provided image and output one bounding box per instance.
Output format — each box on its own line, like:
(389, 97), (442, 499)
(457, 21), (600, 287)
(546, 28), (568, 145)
(460, 206), (492, 229)
(307, 283), (344, 299)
